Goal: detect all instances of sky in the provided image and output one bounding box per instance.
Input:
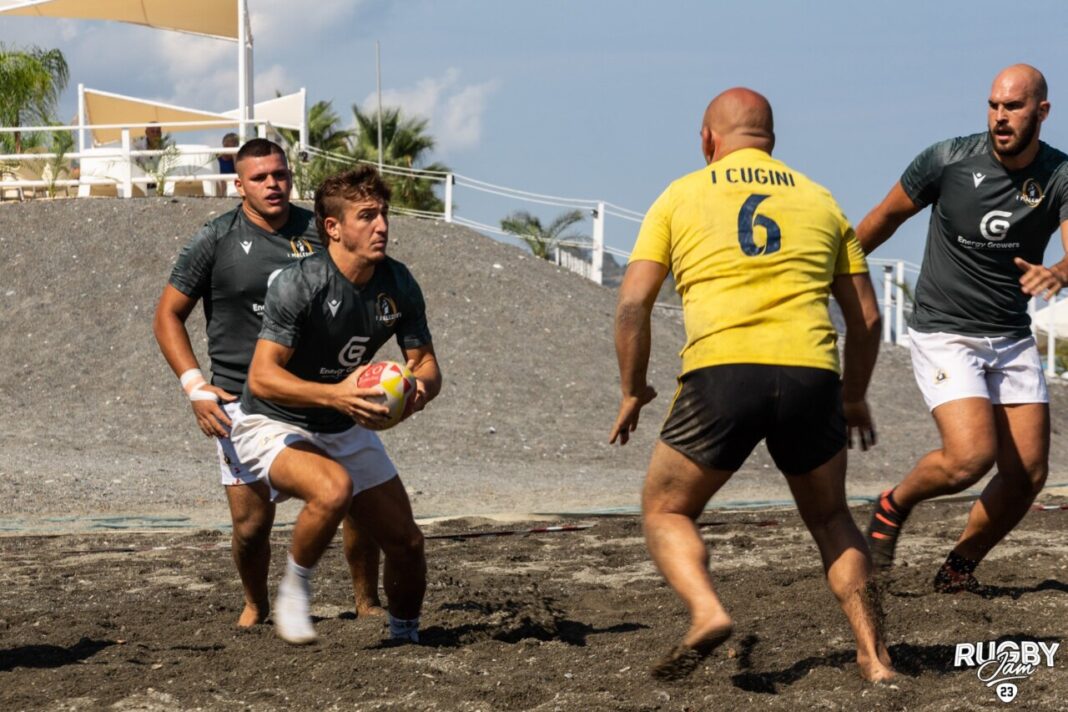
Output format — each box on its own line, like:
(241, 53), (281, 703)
(2, 0), (1068, 271)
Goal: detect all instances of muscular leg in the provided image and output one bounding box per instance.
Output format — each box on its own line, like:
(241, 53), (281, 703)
(894, 398), (998, 507)
(787, 450), (894, 682)
(868, 398), (997, 568)
(641, 441), (735, 679)
(270, 442), (355, 567)
(224, 481), (275, 627)
(952, 403), (1049, 562)
(267, 441), (354, 644)
(342, 514), (385, 617)
(348, 476), (425, 622)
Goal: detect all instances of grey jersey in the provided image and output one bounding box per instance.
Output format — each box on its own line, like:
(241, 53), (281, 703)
(241, 251), (432, 433)
(168, 206), (321, 394)
(901, 132), (1068, 337)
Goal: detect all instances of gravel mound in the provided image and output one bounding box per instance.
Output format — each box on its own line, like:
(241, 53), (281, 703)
(2, 197), (1066, 522)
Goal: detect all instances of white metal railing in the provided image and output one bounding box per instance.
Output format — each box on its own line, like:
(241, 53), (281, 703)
(870, 259), (920, 347)
(0, 120), (277, 198)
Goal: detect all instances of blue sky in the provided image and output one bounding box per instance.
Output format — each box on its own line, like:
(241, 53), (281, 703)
(2, 0), (1068, 269)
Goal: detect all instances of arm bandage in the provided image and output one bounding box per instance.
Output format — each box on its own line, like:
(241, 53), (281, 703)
(179, 368), (219, 403)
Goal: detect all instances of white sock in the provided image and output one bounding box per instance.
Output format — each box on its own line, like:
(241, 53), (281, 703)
(281, 554), (313, 591)
(389, 614), (420, 642)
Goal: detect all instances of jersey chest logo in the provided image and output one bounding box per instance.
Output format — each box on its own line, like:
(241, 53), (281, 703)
(1019, 179), (1044, 207)
(289, 239), (314, 258)
(375, 293), (402, 326)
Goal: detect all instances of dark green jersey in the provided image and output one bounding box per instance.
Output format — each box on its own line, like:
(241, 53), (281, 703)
(901, 132), (1068, 337)
(241, 251), (432, 433)
(168, 206), (321, 394)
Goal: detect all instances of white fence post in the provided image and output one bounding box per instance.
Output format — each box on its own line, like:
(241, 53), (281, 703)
(1029, 296), (1037, 335)
(882, 265), (893, 343)
(592, 201), (605, 286)
(77, 83), (86, 154)
(895, 260), (906, 344)
(1048, 293), (1058, 377)
(120, 128), (132, 199)
(444, 173), (454, 223)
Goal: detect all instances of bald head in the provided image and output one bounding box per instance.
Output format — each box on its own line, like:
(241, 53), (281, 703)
(992, 64), (1047, 102)
(987, 64), (1050, 165)
(700, 88), (775, 163)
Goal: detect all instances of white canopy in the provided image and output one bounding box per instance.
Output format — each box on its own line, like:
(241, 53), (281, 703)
(0, 0), (254, 141)
(80, 87), (307, 147)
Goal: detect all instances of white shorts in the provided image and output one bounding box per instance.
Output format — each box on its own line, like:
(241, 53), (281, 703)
(217, 401), (258, 487)
(229, 412), (397, 503)
(907, 328), (1048, 411)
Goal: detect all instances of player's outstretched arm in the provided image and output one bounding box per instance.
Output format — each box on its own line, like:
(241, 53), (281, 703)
(153, 284), (236, 437)
(610, 260), (668, 445)
(247, 339), (390, 424)
(855, 182), (922, 255)
(402, 342), (441, 418)
(832, 272), (882, 450)
(1014, 221), (1068, 299)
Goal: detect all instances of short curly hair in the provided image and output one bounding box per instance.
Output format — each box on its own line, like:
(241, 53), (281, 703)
(314, 166), (392, 238)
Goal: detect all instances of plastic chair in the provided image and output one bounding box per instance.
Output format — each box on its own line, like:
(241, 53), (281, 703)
(163, 145), (218, 197)
(78, 148), (147, 198)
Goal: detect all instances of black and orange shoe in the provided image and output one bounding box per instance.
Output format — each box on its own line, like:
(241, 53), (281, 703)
(866, 489), (909, 570)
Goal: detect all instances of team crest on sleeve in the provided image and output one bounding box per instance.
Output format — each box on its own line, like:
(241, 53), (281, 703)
(1018, 179), (1045, 207)
(289, 239), (314, 258)
(375, 293), (402, 326)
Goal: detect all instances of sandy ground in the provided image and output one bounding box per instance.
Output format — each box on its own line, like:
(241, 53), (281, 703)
(2, 500), (1067, 711)
(3, 199), (1068, 709)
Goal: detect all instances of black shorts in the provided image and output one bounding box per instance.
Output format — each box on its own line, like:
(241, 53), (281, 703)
(659, 364), (846, 475)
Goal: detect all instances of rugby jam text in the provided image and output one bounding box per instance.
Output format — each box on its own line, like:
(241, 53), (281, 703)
(953, 640), (1059, 703)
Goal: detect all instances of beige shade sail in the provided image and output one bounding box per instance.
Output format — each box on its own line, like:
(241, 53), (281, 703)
(82, 87), (306, 146)
(82, 88), (235, 145)
(0, 0), (238, 40)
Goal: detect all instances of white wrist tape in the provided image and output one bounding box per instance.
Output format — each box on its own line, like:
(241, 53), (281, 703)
(179, 368), (219, 403)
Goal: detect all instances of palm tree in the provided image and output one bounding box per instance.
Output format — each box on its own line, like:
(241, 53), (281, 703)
(0, 45), (69, 154)
(278, 99), (353, 198)
(500, 210), (587, 260)
(349, 104), (450, 212)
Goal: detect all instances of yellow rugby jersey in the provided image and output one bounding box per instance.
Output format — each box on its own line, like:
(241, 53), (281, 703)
(631, 148), (867, 375)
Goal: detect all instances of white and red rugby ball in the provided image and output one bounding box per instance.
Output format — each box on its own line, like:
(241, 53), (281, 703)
(356, 361), (417, 430)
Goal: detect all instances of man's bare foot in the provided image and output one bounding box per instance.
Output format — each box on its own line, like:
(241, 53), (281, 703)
(858, 647), (895, 683)
(237, 601), (269, 627)
(652, 619), (734, 681)
(355, 600), (387, 618)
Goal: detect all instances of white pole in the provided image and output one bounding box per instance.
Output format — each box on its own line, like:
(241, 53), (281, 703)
(882, 265), (893, 343)
(376, 41), (384, 171)
(120, 128), (132, 199)
(1029, 297), (1038, 337)
(444, 173), (454, 223)
(298, 87), (308, 149)
(237, 0), (249, 142)
(246, 11), (255, 130)
(592, 202), (605, 286)
(77, 83), (86, 153)
(895, 260), (906, 345)
(1048, 294), (1058, 377)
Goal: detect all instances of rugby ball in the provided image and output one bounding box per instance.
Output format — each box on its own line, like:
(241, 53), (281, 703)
(356, 361), (417, 430)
